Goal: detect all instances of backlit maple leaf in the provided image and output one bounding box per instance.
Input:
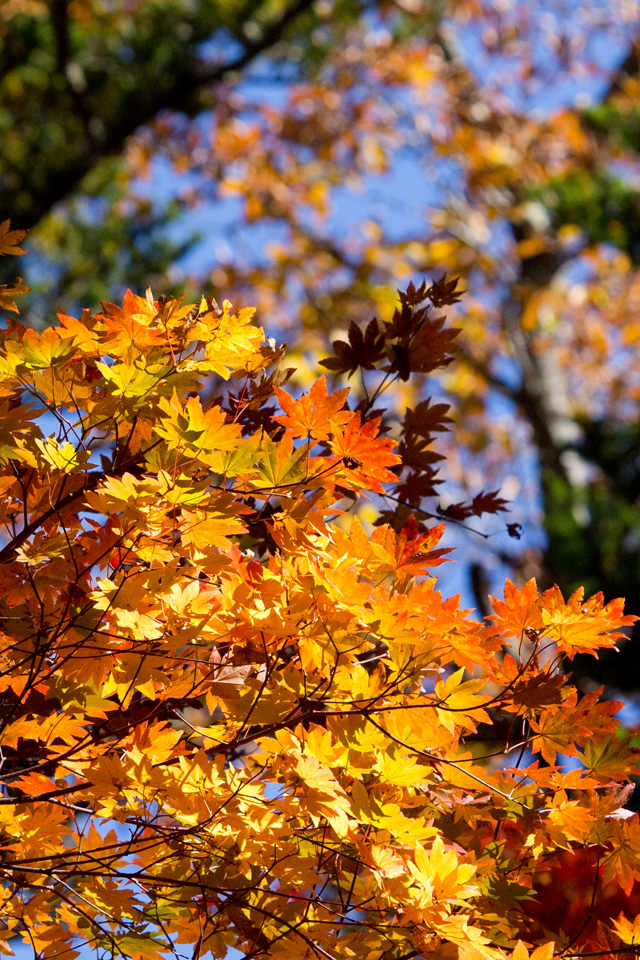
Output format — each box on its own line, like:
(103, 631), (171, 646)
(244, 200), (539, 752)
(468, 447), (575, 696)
(489, 578), (544, 640)
(273, 375), (350, 441)
(329, 412), (400, 493)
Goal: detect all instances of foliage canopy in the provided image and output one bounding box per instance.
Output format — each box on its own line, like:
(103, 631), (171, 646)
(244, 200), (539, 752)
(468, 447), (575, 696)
(9, 2), (640, 704)
(0, 229), (639, 959)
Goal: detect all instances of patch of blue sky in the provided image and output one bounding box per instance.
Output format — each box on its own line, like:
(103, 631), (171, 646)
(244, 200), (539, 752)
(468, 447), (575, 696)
(159, 149), (444, 287)
(197, 28), (246, 74)
(127, 44), (456, 284)
(618, 696), (640, 728)
(263, 778), (286, 801)
(327, 152), (441, 243)
(133, 155), (197, 211)
(455, 0), (637, 116)
(174, 194), (291, 279)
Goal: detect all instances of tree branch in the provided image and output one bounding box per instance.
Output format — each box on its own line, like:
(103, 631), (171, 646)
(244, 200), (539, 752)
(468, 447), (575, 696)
(16, 0), (318, 230)
(50, 0), (69, 76)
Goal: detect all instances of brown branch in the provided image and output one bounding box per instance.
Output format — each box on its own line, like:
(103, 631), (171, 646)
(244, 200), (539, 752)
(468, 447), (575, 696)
(50, 0), (69, 76)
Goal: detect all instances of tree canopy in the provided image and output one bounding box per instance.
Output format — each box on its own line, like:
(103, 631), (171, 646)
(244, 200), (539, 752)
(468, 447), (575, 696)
(0, 224), (639, 959)
(7, 2), (640, 700)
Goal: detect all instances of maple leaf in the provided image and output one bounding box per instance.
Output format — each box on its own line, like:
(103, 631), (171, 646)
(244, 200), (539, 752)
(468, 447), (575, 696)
(0, 278), (30, 313)
(405, 312), (460, 375)
(181, 506), (249, 550)
(546, 789), (594, 845)
(9, 325), (74, 370)
(329, 412), (401, 492)
(404, 398), (453, 437)
(427, 275), (464, 308)
(398, 279), (431, 309)
(273, 375), (350, 441)
(199, 301), (264, 378)
(392, 516), (453, 575)
(0, 219), (28, 257)
(508, 670), (565, 710)
(433, 668), (491, 734)
(156, 390), (242, 459)
(98, 290), (165, 357)
(408, 835), (478, 905)
(114, 936), (169, 960)
(539, 585), (637, 658)
(469, 489), (510, 516)
(611, 913), (640, 945)
(55, 309), (99, 351)
(251, 432), (309, 489)
(510, 942), (555, 960)
(439, 499), (474, 522)
(320, 317), (386, 376)
(581, 733), (640, 782)
(530, 689), (622, 764)
(601, 818), (640, 895)
(489, 578), (544, 640)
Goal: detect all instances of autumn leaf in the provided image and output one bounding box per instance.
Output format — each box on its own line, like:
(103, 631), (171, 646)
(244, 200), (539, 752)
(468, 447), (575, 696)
(601, 818), (640, 895)
(469, 490), (510, 517)
(0, 219), (28, 257)
(404, 398), (453, 437)
(508, 670), (565, 710)
(530, 689), (622, 764)
(273, 375), (350, 441)
(329, 412), (401, 492)
(408, 835), (478, 905)
(0, 278), (30, 313)
(320, 317), (386, 376)
(489, 579), (544, 641)
(405, 312), (460, 375)
(611, 913), (640, 945)
(156, 390), (242, 459)
(581, 733), (640, 782)
(539, 585), (637, 658)
(510, 941), (555, 960)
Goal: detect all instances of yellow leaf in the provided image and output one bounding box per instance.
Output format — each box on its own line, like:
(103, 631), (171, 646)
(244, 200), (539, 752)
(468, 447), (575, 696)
(612, 913), (640, 945)
(0, 278), (29, 313)
(0, 220), (27, 257)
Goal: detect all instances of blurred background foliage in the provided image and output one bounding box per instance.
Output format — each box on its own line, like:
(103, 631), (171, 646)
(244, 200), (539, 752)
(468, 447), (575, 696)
(4, 0), (640, 698)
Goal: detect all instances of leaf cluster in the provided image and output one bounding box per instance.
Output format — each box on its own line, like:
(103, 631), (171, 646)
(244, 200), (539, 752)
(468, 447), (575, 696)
(0, 229), (636, 960)
(321, 277), (509, 529)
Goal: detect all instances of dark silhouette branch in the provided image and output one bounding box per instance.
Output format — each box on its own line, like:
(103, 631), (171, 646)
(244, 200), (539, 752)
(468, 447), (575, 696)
(10, 0), (318, 230)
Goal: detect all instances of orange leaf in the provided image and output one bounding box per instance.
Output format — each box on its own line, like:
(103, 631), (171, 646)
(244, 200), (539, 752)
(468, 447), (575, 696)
(273, 376), (350, 441)
(329, 413), (401, 492)
(489, 578), (543, 640)
(539, 586), (637, 659)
